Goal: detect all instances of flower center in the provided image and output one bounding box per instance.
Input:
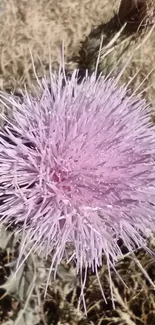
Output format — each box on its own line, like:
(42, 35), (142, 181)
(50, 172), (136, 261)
(52, 169), (71, 192)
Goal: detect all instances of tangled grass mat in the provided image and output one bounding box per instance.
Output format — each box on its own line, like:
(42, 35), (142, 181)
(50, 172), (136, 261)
(0, 231), (155, 325)
(0, 0), (155, 324)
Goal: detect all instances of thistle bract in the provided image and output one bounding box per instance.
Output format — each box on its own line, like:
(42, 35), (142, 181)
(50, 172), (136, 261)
(0, 70), (155, 295)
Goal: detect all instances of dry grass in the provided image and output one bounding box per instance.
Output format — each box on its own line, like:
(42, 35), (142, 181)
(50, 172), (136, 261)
(75, 0), (155, 108)
(0, 0), (120, 91)
(99, 27), (155, 107)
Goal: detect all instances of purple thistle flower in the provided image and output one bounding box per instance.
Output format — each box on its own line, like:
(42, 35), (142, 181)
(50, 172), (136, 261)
(0, 70), (155, 305)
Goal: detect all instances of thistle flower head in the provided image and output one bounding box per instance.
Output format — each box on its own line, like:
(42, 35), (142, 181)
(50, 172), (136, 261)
(0, 70), (155, 300)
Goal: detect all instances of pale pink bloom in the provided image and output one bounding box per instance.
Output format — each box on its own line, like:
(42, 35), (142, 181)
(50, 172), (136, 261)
(0, 70), (155, 308)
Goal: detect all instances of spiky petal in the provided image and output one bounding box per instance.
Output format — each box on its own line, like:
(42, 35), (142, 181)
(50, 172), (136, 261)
(0, 71), (155, 297)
